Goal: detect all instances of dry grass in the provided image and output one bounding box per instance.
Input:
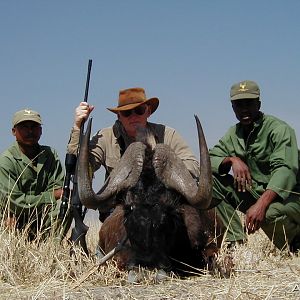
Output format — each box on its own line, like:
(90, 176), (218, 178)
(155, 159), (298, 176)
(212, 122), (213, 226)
(0, 215), (299, 300)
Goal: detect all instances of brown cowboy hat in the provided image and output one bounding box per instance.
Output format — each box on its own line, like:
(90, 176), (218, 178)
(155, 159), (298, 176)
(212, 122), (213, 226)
(107, 87), (159, 114)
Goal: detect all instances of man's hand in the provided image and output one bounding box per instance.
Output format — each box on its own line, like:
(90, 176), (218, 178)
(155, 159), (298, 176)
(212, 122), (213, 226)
(53, 188), (63, 200)
(245, 189), (277, 234)
(231, 157), (252, 192)
(245, 201), (266, 233)
(74, 101), (94, 129)
(222, 157), (252, 192)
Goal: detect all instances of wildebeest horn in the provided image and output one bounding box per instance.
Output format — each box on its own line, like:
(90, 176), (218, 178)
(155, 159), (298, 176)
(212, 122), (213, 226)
(77, 118), (146, 210)
(153, 115), (212, 209)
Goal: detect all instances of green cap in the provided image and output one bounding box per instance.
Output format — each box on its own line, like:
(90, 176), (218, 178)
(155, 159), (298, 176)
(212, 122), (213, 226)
(12, 109), (42, 127)
(230, 80), (260, 101)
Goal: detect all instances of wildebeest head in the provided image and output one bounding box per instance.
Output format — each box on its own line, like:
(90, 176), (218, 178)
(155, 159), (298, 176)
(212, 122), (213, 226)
(120, 145), (186, 270)
(77, 115), (212, 212)
(77, 116), (215, 271)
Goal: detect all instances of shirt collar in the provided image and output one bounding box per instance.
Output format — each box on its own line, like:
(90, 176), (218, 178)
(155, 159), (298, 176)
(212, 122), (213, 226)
(9, 142), (46, 166)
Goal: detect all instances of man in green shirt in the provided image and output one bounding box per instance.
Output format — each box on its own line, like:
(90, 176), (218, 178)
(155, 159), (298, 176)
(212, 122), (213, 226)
(0, 109), (64, 239)
(210, 80), (300, 252)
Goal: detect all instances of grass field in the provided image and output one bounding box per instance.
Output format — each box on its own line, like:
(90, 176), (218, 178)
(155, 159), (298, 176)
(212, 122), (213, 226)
(0, 215), (299, 300)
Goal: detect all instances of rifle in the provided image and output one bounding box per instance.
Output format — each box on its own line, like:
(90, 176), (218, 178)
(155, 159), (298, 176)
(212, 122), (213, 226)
(58, 153), (76, 221)
(59, 59), (92, 255)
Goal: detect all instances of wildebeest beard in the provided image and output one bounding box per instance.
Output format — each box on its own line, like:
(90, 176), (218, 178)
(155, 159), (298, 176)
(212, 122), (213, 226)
(122, 146), (184, 271)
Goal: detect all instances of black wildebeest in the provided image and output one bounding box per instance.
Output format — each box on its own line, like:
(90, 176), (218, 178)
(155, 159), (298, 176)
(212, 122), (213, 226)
(77, 116), (223, 275)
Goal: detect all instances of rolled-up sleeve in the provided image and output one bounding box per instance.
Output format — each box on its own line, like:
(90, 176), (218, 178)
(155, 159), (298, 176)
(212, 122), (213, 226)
(67, 126), (80, 155)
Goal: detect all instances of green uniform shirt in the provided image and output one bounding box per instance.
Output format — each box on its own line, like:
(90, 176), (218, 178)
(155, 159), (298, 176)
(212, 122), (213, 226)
(67, 121), (200, 178)
(0, 142), (64, 218)
(210, 113), (300, 200)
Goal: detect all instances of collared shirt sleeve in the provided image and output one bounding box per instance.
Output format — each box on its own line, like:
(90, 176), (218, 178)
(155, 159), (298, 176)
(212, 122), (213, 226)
(164, 127), (200, 178)
(209, 129), (233, 174)
(266, 124), (299, 199)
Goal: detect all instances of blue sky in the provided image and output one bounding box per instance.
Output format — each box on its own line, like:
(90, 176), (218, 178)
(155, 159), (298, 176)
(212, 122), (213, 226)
(1, 1), (300, 172)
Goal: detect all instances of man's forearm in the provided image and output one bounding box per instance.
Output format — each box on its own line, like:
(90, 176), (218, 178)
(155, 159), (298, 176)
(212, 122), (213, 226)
(67, 126), (80, 154)
(257, 189), (278, 209)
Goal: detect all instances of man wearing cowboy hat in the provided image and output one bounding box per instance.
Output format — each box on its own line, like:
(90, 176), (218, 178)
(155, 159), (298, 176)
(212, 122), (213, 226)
(0, 109), (65, 239)
(67, 87), (199, 220)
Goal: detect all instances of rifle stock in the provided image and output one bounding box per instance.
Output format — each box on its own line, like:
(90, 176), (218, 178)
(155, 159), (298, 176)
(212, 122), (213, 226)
(70, 171), (89, 255)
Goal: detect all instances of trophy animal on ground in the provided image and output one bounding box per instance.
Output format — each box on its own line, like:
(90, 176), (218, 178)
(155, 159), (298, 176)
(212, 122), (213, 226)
(77, 116), (223, 275)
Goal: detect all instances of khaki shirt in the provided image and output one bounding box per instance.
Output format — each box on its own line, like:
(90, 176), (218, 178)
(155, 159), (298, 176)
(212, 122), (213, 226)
(0, 142), (64, 218)
(67, 121), (199, 178)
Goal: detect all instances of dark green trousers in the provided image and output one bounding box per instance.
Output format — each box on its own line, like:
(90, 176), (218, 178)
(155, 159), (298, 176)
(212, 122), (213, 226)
(213, 174), (300, 250)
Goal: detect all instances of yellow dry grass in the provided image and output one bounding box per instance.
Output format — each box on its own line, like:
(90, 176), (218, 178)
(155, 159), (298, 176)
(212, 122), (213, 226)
(0, 215), (299, 300)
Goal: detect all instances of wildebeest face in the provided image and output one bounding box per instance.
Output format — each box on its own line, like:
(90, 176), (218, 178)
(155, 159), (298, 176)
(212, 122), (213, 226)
(123, 175), (183, 270)
(124, 190), (182, 270)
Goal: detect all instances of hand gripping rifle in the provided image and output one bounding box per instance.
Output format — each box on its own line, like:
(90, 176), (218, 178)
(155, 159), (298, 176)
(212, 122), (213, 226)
(59, 59), (92, 255)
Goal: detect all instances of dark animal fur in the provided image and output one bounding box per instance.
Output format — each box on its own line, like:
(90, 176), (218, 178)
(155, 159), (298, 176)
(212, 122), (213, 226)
(99, 144), (223, 273)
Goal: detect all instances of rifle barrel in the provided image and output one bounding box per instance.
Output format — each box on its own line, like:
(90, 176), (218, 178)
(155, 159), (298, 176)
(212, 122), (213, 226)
(80, 59), (92, 137)
(84, 59), (92, 105)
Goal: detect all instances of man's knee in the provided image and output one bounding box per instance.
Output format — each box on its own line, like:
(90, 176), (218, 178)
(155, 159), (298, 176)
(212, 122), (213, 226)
(264, 202), (285, 223)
